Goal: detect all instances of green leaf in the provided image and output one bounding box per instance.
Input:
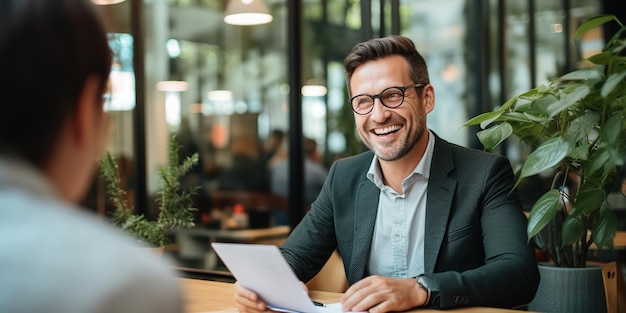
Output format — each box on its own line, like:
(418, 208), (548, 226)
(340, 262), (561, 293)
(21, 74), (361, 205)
(535, 85), (549, 93)
(510, 123), (545, 147)
(603, 113), (624, 145)
(612, 41), (626, 54)
(464, 111), (503, 127)
(560, 69), (602, 81)
(527, 189), (561, 240)
(585, 148), (612, 178)
(564, 112), (600, 143)
(567, 142), (590, 161)
(531, 94), (558, 116)
(500, 95), (520, 111)
(561, 217), (586, 246)
(592, 211), (617, 250)
(571, 187), (605, 216)
(523, 112), (549, 122)
(476, 122), (513, 149)
(463, 111), (502, 128)
(513, 99), (535, 113)
(545, 85), (590, 118)
(520, 137), (570, 178)
(574, 15), (617, 39)
(501, 112), (535, 123)
(588, 51), (613, 65)
(602, 71), (626, 98)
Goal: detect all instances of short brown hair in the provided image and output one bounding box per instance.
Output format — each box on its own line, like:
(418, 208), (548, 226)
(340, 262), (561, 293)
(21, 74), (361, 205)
(343, 35), (429, 97)
(0, 0), (111, 167)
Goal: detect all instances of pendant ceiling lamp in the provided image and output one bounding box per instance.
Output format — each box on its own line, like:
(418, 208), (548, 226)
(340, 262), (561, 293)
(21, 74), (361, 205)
(91, 0), (126, 4)
(224, 0), (273, 26)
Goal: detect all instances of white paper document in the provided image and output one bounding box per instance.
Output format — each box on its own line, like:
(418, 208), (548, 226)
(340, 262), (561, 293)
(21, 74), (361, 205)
(211, 243), (362, 313)
(269, 302), (347, 313)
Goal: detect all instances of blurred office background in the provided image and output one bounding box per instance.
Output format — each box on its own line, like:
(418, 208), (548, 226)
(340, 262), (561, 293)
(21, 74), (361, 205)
(87, 0), (623, 269)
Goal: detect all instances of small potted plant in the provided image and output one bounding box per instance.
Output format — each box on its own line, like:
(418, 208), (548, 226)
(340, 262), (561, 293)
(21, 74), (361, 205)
(465, 15), (625, 312)
(100, 135), (200, 249)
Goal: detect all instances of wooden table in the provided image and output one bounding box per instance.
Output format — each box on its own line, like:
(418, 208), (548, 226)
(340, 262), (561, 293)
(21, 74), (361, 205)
(180, 278), (535, 313)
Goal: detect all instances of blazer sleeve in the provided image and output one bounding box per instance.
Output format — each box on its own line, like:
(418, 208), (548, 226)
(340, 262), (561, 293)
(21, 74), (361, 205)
(281, 152), (377, 283)
(280, 157), (344, 282)
(424, 152), (540, 309)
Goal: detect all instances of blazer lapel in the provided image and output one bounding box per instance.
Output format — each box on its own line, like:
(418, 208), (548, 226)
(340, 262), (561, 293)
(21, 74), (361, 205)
(424, 136), (457, 274)
(347, 179), (379, 284)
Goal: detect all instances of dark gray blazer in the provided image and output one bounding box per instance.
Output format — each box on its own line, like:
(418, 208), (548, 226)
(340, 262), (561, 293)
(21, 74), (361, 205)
(281, 134), (539, 309)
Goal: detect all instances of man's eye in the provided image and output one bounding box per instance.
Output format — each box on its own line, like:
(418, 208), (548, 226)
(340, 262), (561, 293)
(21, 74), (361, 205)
(356, 97), (371, 106)
(385, 91), (402, 99)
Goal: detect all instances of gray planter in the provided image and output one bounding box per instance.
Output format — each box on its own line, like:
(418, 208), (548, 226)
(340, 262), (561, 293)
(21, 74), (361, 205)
(528, 263), (607, 313)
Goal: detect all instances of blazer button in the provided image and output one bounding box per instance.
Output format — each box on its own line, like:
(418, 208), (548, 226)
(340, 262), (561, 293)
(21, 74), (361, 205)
(453, 296), (469, 304)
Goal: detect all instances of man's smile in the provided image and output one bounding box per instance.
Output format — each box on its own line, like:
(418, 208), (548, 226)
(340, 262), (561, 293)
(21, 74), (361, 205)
(372, 124), (402, 136)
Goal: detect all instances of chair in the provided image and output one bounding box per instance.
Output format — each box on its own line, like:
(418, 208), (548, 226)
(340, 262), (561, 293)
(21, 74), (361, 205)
(601, 261), (626, 313)
(305, 250), (349, 293)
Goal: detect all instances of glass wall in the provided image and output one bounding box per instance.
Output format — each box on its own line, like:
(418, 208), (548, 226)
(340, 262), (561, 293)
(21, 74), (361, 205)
(490, 0), (601, 172)
(400, 0), (470, 146)
(84, 1), (136, 217)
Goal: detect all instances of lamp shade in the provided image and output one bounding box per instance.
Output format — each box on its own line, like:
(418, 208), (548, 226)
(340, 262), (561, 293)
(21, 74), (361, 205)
(224, 0), (273, 26)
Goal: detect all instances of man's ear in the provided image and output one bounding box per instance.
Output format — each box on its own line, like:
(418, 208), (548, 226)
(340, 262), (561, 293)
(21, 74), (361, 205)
(422, 84), (435, 114)
(72, 76), (100, 144)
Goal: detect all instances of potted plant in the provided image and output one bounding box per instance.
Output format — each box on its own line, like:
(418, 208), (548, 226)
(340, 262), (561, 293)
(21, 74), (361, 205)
(465, 15), (625, 312)
(100, 135), (200, 249)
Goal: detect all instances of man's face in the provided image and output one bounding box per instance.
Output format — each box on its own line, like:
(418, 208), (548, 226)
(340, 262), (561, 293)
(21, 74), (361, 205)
(349, 55), (434, 161)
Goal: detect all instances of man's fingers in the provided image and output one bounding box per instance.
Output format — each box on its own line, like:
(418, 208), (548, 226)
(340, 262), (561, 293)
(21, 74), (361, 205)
(300, 281), (309, 292)
(234, 282), (269, 312)
(341, 276), (421, 312)
(341, 277), (378, 311)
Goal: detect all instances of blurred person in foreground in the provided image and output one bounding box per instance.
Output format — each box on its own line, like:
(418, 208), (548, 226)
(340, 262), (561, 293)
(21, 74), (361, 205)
(0, 1), (183, 312)
(234, 35), (539, 312)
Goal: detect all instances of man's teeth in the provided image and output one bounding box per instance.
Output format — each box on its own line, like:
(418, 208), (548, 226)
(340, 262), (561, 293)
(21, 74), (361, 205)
(374, 125), (400, 135)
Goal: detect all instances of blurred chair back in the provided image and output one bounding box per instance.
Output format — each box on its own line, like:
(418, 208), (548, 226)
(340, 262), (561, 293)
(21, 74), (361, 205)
(305, 250), (348, 293)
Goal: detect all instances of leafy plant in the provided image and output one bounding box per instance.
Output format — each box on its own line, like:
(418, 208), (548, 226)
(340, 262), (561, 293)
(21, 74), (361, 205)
(465, 15), (626, 267)
(100, 135), (200, 248)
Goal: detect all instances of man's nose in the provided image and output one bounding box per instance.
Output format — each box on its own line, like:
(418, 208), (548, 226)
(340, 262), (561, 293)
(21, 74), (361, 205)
(369, 98), (389, 121)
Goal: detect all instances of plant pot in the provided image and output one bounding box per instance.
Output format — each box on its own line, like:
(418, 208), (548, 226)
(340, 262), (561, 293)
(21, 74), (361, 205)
(528, 263), (607, 313)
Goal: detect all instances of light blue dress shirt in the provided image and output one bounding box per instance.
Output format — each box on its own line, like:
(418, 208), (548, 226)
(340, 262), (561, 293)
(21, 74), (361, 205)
(366, 130), (435, 278)
(0, 156), (183, 313)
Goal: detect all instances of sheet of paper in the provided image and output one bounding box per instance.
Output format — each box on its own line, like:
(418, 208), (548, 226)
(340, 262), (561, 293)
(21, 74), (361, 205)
(212, 243), (366, 313)
(211, 243), (319, 313)
(270, 302), (363, 313)
(317, 302), (364, 313)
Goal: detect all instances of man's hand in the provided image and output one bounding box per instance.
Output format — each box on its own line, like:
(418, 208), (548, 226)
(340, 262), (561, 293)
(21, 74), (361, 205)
(341, 276), (427, 313)
(233, 281), (274, 313)
(233, 281), (309, 313)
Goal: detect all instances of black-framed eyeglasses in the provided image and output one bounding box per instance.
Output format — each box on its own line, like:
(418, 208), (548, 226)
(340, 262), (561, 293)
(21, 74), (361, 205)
(348, 83), (424, 115)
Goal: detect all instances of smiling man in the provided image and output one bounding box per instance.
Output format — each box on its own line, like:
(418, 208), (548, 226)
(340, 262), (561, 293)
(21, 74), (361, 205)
(234, 35), (539, 313)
